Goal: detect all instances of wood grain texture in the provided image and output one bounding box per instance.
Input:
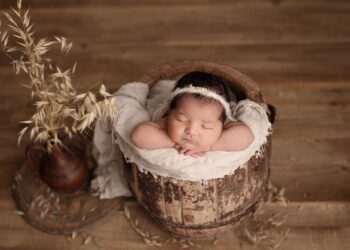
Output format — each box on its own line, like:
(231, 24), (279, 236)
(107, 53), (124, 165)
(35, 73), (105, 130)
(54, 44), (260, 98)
(12, 162), (123, 234)
(0, 0), (348, 8)
(1, 201), (350, 250)
(14, 4), (350, 46)
(0, 0), (349, 248)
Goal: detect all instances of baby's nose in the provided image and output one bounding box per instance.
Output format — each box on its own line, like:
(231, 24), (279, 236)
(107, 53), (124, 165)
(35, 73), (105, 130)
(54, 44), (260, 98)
(185, 124), (197, 136)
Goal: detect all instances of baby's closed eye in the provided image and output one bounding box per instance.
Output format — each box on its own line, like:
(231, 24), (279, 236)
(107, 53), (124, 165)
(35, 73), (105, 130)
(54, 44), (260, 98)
(176, 115), (189, 122)
(202, 124), (214, 129)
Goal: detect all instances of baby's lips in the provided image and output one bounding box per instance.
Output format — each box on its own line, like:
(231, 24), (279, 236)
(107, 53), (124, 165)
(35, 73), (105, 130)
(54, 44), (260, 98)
(183, 138), (198, 145)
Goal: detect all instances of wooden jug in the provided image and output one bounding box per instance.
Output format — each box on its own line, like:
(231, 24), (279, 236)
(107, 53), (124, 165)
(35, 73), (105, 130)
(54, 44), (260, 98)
(25, 137), (91, 194)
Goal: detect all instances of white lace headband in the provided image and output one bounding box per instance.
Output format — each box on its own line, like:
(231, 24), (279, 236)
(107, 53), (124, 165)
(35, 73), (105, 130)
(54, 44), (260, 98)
(152, 84), (234, 121)
(171, 85), (232, 117)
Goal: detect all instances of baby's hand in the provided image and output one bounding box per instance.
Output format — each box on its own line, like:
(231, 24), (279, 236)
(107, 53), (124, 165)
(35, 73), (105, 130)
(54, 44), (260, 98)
(173, 144), (205, 158)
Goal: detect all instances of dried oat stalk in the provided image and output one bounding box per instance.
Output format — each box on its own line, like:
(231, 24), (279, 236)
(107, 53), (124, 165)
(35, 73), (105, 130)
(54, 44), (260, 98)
(0, 0), (117, 152)
(123, 204), (163, 247)
(234, 183), (290, 249)
(268, 182), (289, 206)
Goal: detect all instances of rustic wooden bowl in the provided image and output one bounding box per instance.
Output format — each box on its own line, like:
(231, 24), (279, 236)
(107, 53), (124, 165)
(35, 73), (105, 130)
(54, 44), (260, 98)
(127, 60), (275, 239)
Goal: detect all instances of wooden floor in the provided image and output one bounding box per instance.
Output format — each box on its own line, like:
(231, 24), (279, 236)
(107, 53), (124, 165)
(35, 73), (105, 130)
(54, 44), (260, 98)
(1, 0), (350, 249)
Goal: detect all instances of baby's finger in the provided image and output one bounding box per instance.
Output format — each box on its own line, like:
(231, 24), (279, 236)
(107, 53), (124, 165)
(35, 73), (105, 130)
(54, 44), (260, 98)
(174, 144), (185, 153)
(193, 151), (205, 157)
(184, 150), (191, 156)
(187, 149), (199, 154)
(179, 148), (188, 154)
(194, 152), (203, 157)
(184, 150), (199, 157)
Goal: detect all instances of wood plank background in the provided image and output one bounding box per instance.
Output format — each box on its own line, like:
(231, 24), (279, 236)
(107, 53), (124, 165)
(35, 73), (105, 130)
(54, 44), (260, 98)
(0, 0), (349, 249)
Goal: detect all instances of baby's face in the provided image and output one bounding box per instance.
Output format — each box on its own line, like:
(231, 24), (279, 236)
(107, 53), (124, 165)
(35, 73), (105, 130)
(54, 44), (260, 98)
(167, 96), (223, 151)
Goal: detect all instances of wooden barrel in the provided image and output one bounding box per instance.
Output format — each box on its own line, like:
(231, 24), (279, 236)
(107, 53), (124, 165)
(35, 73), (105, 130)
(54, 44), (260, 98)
(126, 60), (275, 239)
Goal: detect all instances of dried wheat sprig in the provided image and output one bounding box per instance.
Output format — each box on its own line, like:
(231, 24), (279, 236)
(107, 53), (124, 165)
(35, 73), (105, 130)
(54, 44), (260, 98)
(0, 0), (117, 151)
(123, 204), (163, 247)
(83, 234), (92, 245)
(235, 183), (291, 249)
(268, 229), (290, 250)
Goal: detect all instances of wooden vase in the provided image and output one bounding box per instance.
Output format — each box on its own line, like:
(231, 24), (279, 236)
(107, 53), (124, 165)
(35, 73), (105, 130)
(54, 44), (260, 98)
(25, 138), (90, 194)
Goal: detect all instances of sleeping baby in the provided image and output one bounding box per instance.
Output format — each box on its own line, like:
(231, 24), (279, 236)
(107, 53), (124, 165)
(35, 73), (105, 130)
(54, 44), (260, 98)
(131, 71), (254, 157)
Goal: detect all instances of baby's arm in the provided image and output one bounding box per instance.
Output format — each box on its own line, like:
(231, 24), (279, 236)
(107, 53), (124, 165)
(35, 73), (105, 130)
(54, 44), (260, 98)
(211, 121), (254, 151)
(130, 118), (175, 149)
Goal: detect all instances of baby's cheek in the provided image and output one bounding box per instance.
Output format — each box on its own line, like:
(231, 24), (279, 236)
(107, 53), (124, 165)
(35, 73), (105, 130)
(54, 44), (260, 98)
(168, 125), (182, 143)
(204, 129), (222, 145)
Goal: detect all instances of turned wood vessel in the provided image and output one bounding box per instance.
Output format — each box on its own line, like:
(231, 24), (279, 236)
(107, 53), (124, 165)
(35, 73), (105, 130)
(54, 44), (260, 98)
(26, 136), (90, 194)
(127, 60), (275, 239)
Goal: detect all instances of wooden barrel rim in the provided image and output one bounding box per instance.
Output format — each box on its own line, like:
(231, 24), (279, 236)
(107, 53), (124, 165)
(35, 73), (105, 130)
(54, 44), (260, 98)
(137, 60), (265, 103)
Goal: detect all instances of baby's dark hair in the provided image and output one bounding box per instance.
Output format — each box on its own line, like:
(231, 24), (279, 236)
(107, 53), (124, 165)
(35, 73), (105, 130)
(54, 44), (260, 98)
(170, 71), (231, 123)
